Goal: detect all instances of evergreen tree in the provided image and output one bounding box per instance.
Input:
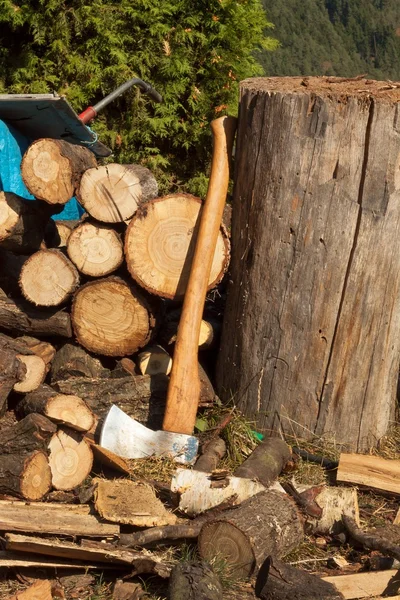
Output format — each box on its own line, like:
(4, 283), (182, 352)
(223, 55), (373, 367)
(0, 0), (276, 195)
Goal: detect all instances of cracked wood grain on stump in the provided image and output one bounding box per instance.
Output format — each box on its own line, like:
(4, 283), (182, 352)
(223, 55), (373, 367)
(217, 76), (400, 451)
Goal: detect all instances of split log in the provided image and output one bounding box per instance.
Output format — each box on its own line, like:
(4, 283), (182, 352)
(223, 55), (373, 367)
(67, 220), (124, 276)
(337, 453), (400, 494)
(0, 192), (62, 254)
(72, 277), (160, 356)
(255, 557), (344, 600)
(77, 163), (158, 223)
(234, 437), (292, 487)
(21, 138), (97, 205)
(321, 570), (400, 599)
(0, 450), (52, 500)
(15, 336), (56, 367)
(48, 428), (93, 490)
(217, 76), (400, 451)
(19, 249), (79, 306)
(45, 219), (80, 248)
(6, 533), (170, 575)
(94, 479), (177, 527)
(49, 343), (110, 382)
(194, 437), (226, 472)
(0, 550), (115, 569)
(168, 562), (223, 600)
(137, 345), (172, 376)
(125, 194), (230, 300)
(0, 499), (118, 537)
(171, 468), (265, 516)
(0, 332), (47, 395)
(0, 413), (56, 454)
(0, 296), (72, 338)
(54, 372), (214, 428)
(90, 444), (131, 475)
(159, 314), (221, 350)
(18, 384), (95, 432)
(198, 489), (304, 578)
(13, 355), (46, 393)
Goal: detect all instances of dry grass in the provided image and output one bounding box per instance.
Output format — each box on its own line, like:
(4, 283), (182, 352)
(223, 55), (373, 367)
(126, 455), (178, 483)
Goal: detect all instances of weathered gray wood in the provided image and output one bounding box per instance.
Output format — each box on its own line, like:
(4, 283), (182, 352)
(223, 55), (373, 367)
(217, 76), (400, 451)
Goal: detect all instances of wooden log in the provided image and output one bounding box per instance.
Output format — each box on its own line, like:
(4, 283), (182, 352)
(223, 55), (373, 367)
(48, 428), (93, 491)
(45, 219), (81, 248)
(194, 437), (226, 472)
(198, 489), (304, 578)
(216, 76), (400, 451)
(0, 499), (118, 537)
(71, 277), (160, 356)
(90, 443), (130, 475)
(94, 479), (177, 527)
(0, 347), (26, 416)
(19, 249), (79, 306)
(67, 220), (124, 276)
(0, 450), (51, 500)
(137, 345), (172, 376)
(13, 355), (46, 393)
(15, 336), (56, 367)
(159, 314), (220, 350)
(234, 437), (292, 487)
(125, 194), (230, 300)
(300, 486), (360, 535)
(77, 163), (158, 223)
(0, 192), (62, 254)
(110, 357), (136, 378)
(49, 343), (110, 382)
(321, 570), (400, 599)
(0, 249), (26, 295)
(21, 138), (97, 205)
(0, 413), (56, 454)
(337, 453), (400, 494)
(255, 557), (344, 600)
(0, 296), (72, 338)
(18, 384), (95, 432)
(168, 562), (223, 600)
(5, 533), (170, 575)
(0, 333), (46, 398)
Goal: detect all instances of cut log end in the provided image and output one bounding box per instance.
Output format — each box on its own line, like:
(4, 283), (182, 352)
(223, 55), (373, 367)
(0, 192), (20, 241)
(78, 164), (158, 223)
(20, 450), (52, 501)
(20, 249), (79, 306)
(125, 194), (230, 300)
(45, 394), (95, 432)
(48, 429), (93, 491)
(67, 221), (123, 276)
(137, 345), (172, 376)
(13, 355), (46, 393)
(199, 521), (255, 578)
(21, 139), (97, 205)
(72, 277), (156, 356)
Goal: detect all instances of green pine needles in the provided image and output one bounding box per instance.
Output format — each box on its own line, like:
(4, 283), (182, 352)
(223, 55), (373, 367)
(0, 0), (276, 195)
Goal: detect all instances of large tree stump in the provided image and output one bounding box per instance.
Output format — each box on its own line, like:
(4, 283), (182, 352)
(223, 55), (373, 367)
(198, 490), (304, 579)
(217, 76), (400, 451)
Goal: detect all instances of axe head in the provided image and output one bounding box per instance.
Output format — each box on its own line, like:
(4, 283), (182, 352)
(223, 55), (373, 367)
(100, 405), (199, 465)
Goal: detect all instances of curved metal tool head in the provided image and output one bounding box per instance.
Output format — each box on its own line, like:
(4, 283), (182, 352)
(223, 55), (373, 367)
(100, 405), (198, 465)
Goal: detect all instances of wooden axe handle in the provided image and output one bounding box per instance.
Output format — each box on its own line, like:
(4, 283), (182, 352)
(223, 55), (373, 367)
(163, 115), (237, 434)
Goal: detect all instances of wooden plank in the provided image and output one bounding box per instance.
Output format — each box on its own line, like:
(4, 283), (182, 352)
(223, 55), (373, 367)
(0, 499), (119, 537)
(0, 550), (121, 569)
(337, 454), (400, 494)
(322, 570), (400, 599)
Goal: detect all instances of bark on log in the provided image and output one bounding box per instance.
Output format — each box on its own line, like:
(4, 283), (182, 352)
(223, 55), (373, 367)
(13, 355), (46, 393)
(48, 428), (93, 491)
(49, 343), (110, 382)
(168, 562), (223, 600)
(125, 194), (230, 300)
(0, 249), (26, 295)
(217, 76), (400, 451)
(0, 450), (52, 500)
(67, 220), (124, 276)
(0, 347), (26, 416)
(194, 438), (226, 472)
(20, 249), (79, 306)
(0, 296), (72, 338)
(18, 384), (95, 432)
(72, 277), (160, 356)
(0, 333), (45, 401)
(234, 438), (292, 487)
(15, 336), (56, 366)
(77, 163), (158, 223)
(45, 219), (78, 248)
(0, 192), (62, 254)
(21, 138), (97, 205)
(0, 413), (56, 454)
(198, 490), (304, 578)
(255, 557), (344, 600)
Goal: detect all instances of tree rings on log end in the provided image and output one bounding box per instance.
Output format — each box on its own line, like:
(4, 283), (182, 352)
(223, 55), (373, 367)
(21, 450), (52, 500)
(13, 355), (46, 393)
(125, 194), (230, 300)
(48, 428), (93, 490)
(67, 221), (123, 276)
(20, 249), (79, 306)
(72, 277), (157, 356)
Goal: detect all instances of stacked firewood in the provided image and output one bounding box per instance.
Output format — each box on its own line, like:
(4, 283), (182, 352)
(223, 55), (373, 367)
(0, 138), (227, 495)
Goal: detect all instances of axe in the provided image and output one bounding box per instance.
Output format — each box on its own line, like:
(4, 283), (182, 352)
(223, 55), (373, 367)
(163, 115), (237, 435)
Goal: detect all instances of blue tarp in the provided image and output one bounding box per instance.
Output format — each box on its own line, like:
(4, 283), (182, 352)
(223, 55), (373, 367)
(0, 119), (84, 220)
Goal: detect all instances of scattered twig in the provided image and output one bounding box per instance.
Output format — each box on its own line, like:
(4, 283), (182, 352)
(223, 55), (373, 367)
(343, 515), (400, 562)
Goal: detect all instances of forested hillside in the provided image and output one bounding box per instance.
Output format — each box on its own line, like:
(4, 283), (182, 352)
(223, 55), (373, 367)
(261, 0), (400, 80)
